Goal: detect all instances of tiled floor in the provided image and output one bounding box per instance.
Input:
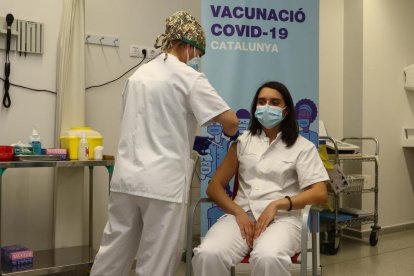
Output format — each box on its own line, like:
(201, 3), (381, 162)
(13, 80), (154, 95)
(176, 228), (414, 276)
(55, 228), (414, 275)
(319, 229), (414, 276)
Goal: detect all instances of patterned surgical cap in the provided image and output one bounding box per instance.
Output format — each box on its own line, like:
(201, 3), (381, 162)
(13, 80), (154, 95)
(154, 11), (206, 55)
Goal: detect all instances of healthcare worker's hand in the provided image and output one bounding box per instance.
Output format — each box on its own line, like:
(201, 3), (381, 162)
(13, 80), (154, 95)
(254, 202), (278, 240)
(235, 210), (255, 248)
(193, 136), (212, 155)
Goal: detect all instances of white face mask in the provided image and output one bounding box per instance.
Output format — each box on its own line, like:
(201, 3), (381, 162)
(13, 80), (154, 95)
(186, 46), (201, 71)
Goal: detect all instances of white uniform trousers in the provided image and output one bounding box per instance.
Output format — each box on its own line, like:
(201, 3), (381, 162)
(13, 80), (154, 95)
(192, 213), (301, 276)
(90, 192), (186, 276)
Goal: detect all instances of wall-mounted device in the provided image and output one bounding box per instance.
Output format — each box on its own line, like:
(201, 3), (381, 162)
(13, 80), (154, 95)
(402, 127), (414, 147)
(403, 64), (414, 91)
(0, 15), (44, 55)
(2, 13), (14, 108)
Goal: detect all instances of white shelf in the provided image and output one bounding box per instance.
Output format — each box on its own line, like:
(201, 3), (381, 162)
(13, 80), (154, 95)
(404, 64), (414, 91)
(402, 127), (414, 147)
(402, 140), (414, 147)
(0, 246), (92, 275)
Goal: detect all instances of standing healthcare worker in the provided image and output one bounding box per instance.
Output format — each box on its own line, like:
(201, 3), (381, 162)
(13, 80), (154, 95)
(90, 11), (239, 276)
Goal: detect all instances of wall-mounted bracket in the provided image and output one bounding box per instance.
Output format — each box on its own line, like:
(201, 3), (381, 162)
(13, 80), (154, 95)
(85, 34), (119, 47)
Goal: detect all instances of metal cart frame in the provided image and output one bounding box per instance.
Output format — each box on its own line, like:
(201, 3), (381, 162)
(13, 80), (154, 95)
(319, 136), (380, 255)
(0, 159), (114, 275)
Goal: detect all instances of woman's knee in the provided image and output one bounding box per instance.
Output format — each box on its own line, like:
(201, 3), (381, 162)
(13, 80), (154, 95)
(193, 242), (226, 262)
(250, 249), (291, 267)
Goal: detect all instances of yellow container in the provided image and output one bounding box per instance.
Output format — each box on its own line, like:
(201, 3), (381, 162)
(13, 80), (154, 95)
(60, 127), (103, 160)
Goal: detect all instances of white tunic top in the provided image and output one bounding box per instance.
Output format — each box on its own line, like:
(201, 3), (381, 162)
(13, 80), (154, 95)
(235, 130), (329, 224)
(110, 53), (230, 203)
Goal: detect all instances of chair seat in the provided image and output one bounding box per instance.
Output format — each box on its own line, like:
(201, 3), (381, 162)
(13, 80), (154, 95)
(240, 252), (301, 264)
(185, 165), (319, 276)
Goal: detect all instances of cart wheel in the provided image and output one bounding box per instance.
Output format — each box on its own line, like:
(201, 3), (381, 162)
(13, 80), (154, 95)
(328, 230), (340, 255)
(369, 230), (378, 246)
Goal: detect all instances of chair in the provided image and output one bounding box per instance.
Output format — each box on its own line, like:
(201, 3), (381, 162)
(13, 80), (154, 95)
(185, 174), (320, 276)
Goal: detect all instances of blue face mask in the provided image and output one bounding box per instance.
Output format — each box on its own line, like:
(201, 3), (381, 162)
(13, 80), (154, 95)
(255, 105), (285, 129)
(207, 124), (223, 136)
(186, 47), (201, 71)
(298, 118), (310, 128)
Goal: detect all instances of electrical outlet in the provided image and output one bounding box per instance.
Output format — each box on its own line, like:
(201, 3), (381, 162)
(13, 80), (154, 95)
(140, 47), (150, 58)
(129, 45), (140, 57)
(130, 45), (161, 59)
(148, 48), (161, 59)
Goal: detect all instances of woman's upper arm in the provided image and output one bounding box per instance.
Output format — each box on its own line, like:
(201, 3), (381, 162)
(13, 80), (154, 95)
(210, 142), (239, 188)
(304, 181), (328, 204)
(305, 181), (327, 192)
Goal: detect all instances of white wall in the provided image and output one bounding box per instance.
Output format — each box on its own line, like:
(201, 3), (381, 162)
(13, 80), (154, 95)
(0, 0), (414, 253)
(319, 0), (344, 139)
(343, 0), (364, 137)
(362, 0), (414, 229)
(320, 0), (414, 230)
(0, 0), (62, 250)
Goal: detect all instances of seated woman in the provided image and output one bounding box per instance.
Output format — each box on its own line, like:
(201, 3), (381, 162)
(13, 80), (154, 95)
(192, 81), (329, 276)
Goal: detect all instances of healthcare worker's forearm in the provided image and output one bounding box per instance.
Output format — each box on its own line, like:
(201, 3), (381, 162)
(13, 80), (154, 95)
(213, 109), (239, 136)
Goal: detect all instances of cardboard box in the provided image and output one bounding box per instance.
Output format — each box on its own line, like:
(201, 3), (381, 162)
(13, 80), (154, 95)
(1, 244), (33, 261)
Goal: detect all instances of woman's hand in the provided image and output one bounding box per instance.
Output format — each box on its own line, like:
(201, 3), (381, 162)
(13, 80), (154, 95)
(254, 202), (278, 240)
(235, 211), (255, 248)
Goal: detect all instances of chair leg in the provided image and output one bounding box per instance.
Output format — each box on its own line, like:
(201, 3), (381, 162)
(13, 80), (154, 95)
(311, 210), (318, 276)
(300, 206), (310, 276)
(230, 266), (236, 276)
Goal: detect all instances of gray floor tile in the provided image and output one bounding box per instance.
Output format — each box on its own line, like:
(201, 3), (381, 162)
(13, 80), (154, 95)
(177, 229), (414, 276)
(320, 229), (414, 276)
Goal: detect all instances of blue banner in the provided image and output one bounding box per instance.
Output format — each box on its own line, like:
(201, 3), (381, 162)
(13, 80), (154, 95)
(199, 0), (320, 237)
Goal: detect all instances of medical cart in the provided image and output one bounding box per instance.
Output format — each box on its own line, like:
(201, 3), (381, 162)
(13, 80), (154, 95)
(0, 158), (114, 275)
(319, 137), (380, 255)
